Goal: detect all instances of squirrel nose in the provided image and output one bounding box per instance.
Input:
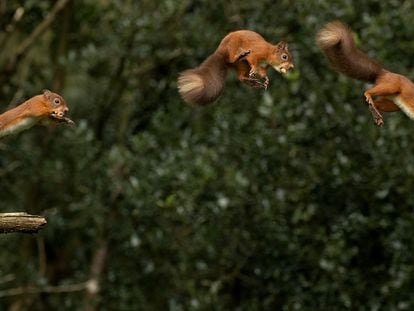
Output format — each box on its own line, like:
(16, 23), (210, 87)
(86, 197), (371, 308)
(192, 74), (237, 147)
(64, 106), (69, 112)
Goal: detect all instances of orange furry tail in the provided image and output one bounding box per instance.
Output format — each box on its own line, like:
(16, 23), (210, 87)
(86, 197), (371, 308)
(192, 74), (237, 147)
(178, 53), (228, 106)
(316, 21), (383, 83)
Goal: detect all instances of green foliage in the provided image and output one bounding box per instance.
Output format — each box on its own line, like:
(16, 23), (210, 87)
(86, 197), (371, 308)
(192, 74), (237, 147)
(1, 0), (414, 310)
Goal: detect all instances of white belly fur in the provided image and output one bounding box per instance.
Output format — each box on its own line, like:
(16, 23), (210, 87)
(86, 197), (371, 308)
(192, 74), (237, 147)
(393, 96), (414, 120)
(0, 117), (38, 138)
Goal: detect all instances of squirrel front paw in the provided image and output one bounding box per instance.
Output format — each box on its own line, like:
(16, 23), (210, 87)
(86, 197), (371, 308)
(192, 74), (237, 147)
(50, 112), (75, 124)
(234, 48), (251, 62)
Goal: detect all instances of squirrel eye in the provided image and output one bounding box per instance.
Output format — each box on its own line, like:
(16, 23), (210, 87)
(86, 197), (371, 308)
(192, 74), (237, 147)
(281, 54), (288, 61)
(53, 98), (61, 105)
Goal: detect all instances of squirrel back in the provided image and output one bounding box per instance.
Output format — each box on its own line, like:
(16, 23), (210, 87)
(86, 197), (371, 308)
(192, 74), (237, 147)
(178, 52), (227, 106)
(316, 21), (383, 83)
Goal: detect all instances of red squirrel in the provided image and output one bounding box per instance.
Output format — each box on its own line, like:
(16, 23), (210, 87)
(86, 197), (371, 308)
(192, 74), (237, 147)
(0, 89), (73, 138)
(178, 30), (294, 106)
(316, 21), (414, 126)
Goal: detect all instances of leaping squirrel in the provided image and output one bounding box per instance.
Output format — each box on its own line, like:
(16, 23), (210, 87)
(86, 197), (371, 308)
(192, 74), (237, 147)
(316, 21), (414, 126)
(178, 30), (294, 106)
(0, 89), (73, 138)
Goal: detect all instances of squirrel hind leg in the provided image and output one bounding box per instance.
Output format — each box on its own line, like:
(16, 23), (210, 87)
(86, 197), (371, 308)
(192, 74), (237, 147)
(374, 97), (400, 112)
(364, 82), (400, 102)
(364, 82), (401, 125)
(364, 91), (384, 126)
(367, 103), (384, 126)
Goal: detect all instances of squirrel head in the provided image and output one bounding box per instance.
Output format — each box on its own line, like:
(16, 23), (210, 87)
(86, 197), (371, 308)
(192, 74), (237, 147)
(41, 89), (74, 125)
(269, 41), (294, 74)
(42, 89), (69, 118)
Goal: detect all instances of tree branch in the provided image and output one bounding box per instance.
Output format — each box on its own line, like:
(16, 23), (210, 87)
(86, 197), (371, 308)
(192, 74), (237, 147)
(0, 6), (25, 49)
(15, 0), (71, 60)
(2, 0), (71, 77)
(0, 213), (46, 234)
(82, 243), (108, 311)
(0, 282), (87, 298)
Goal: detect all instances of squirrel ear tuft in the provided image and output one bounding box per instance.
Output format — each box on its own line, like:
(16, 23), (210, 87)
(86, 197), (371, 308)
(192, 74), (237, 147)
(276, 41), (288, 50)
(42, 89), (52, 100)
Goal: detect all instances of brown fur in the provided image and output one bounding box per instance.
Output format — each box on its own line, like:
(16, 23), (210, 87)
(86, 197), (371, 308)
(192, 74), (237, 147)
(316, 21), (382, 83)
(178, 30), (294, 106)
(316, 21), (414, 125)
(178, 53), (227, 106)
(0, 90), (71, 138)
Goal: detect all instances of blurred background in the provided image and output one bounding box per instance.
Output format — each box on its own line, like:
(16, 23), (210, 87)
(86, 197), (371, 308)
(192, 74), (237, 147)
(1, 0), (414, 310)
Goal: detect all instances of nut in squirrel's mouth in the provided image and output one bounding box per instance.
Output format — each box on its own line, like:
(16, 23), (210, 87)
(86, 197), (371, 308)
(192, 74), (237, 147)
(51, 111), (65, 119)
(50, 111), (75, 124)
(274, 63), (294, 74)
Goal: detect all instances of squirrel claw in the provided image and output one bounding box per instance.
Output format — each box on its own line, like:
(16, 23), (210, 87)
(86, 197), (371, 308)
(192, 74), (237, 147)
(263, 77), (269, 89)
(50, 112), (75, 125)
(365, 95), (374, 106)
(248, 69), (257, 78)
(368, 104), (384, 126)
(242, 77), (267, 89)
(249, 71), (269, 86)
(62, 117), (75, 125)
(245, 71), (269, 89)
(365, 94), (384, 126)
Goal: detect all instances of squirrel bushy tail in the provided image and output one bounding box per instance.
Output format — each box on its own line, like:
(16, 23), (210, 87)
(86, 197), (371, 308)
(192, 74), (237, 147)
(316, 21), (383, 83)
(178, 52), (228, 106)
